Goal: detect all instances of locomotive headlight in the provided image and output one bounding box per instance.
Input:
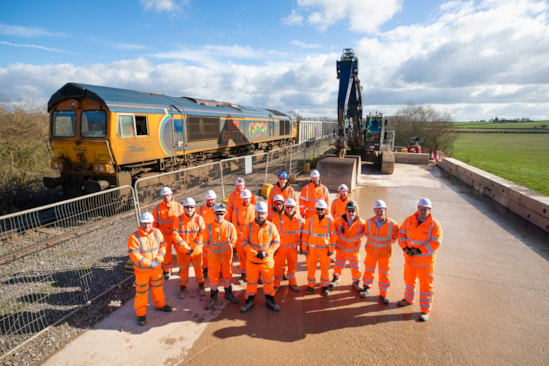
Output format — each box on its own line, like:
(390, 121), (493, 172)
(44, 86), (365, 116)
(93, 163), (113, 174)
(51, 160), (63, 170)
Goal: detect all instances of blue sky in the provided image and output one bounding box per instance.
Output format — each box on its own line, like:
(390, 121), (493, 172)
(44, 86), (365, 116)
(1, 0), (548, 121)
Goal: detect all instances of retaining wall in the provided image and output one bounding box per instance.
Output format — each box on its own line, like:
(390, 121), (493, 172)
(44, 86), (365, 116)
(438, 158), (549, 233)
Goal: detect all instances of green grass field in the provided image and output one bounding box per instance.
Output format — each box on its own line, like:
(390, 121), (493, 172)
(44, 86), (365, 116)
(453, 121), (549, 129)
(452, 134), (549, 196)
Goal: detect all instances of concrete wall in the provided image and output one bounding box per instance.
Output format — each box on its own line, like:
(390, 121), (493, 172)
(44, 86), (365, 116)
(394, 152), (430, 164)
(438, 158), (549, 233)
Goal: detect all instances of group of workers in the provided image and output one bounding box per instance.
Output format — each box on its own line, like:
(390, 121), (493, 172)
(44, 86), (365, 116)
(127, 169), (443, 326)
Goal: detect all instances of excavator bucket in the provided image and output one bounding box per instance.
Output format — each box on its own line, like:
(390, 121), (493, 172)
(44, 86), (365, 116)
(316, 155), (361, 192)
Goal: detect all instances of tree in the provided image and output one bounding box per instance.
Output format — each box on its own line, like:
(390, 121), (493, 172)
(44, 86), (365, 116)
(389, 104), (458, 154)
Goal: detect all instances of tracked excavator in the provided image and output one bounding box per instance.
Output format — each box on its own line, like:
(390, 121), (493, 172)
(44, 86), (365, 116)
(317, 48), (395, 191)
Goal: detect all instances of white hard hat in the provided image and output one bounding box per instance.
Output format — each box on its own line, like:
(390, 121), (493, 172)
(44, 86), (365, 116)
(160, 187), (173, 196)
(315, 200), (328, 209)
(418, 197), (432, 208)
(240, 189), (252, 199)
(139, 212), (154, 223)
(284, 198), (297, 207)
(205, 190), (217, 200)
(373, 200), (387, 209)
(214, 203), (226, 212)
(338, 184), (349, 192)
(255, 201), (268, 213)
(273, 194), (284, 202)
(183, 197), (196, 207)
(235, 177), (245, 186)
(310, 169), (320, 178)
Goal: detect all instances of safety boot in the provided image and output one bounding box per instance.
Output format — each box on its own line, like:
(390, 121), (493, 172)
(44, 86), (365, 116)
(265, 295), (280, 312)
(179, 285), (187, 299)
(321, 287), (330, 296)
(198, 282), (206, 297)
(380, 295), (390, 305)
(306, 286), (315, 295)
(238, 273), (246, 285)
(360, 286), (370, 298)
(397, 299), (412, 307)
(420, 313), (430, 322)
(137, 315), (146, 326)
(240, 296), (255, 313)
(163, 270), (171, 280)
(329, 275), (340, 288)
(205, 290), (218, 310)
(289, 284), (301, 292)
(352, 280), (361, 292)
(224, 285), (239, 304)
(155, 304), (173, 312)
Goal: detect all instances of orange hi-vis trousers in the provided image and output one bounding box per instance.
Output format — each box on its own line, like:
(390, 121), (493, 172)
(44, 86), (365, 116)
(246, 259), (276, 297)
(363, 256), (391, 296)
(274, 247), (298, 287)
(134, 267), (166, 316)
(306, 248), (331, 288)
(177, 249), (205, 287)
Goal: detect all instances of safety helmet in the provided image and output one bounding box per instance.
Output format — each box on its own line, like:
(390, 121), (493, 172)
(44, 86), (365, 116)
(278, 171), (289, 179)
(240, 189), (252, 199)
(183, 197), (196, 207)
(338, 184), (349, 192)
(346, 201), (358, 211)
(284, 198), (297, 207)
(373, 200), (387, 209)
(310, 169), (320, 178)
(255, 201), (268, 213)
(418, 197), (432, 208)
(235, 177), (245, 186)
(205, 190), (217, 200)
(273, 194), (284, 203)
(160, 187), (173, 196)
(214, 203), (227, 212)
(315, 200), (328, 210)
(139, 212), (154, 223)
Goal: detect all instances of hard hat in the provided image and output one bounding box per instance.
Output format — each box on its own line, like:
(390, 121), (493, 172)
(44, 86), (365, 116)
(278, 171), (289, 179)
(183, 197), (196, 207)
(235, 177), (245, 186)
(373, 200), (387, 209)
(310, 169), (320, 178)
(255, 201), (268, 213)
(205, 190), (217, 200)
(315, 200), (328, 209)
(214, 203), (226, 212)
(273, 194), (284, 202)
(418, 197), (432, 208)
(338, 184), (349, 192)
(240, 189), (252, 199)
(284, 198), (297, 207)
(159, 187), (173, 196)
(139, 212), (154, 223)
(346, 201), (358, 211)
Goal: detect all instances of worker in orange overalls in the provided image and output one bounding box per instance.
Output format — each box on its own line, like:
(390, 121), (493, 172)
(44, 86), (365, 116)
(267, 171), (297, 213)
(128, 212), (173, 326)
(302, 200), (337, 296)
(198, 189), (218, 279)
(299, 169), (329, 219)
(240, 201), (281, 313)
(361, 200), (399, 305)
(269, 194), (285, 222)
(272, 198), (303, 292)
(226, 177), (256, 220)
(397, 198), (443, 322)
(202, 203), (239, 310)
(152, 187), (184, 279)
(172, 197), (206, 299)
(331, 200), (365, 292)
(330, 184), (360, 217)
(231, 189), (255, 284)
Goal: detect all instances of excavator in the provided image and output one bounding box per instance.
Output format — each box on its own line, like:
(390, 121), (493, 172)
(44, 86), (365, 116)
(317, 48), (395, 191)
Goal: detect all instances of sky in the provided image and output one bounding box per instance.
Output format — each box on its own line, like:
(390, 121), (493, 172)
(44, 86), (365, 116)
(1, 0), (548, 121)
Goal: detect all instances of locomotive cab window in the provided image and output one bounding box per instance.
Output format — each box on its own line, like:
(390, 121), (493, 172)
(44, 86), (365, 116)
(81, 110), (106, 137)
(52, 110), (76, 137)
(117, 114), (147, 137)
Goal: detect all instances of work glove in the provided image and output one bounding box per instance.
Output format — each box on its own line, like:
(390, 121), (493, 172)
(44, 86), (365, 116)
(328, 249), (334, 257)
(186, 249), (194, 256)
(150, 259), (160, 269)
(256, 251), (267, 260)
(409, 248), (422, 256)
(340, 225), (345, 234)
(301, 249), (308, 256)
(403, 247), (412, 256)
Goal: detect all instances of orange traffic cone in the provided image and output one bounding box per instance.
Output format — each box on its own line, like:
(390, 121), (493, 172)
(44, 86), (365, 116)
(430, 151), (435, 161)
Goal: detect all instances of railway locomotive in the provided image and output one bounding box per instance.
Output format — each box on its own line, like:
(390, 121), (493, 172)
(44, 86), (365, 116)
(44, 83), (334, 196)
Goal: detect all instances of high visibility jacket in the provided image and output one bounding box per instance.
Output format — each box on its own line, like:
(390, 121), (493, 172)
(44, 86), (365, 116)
(128, 227), (166, 271)
(269, 209), (284, 222)
(242, 221), (280, 264)
(302, 215), (337, 253)
(226, 189), (256, 219)
(398, 212), (443, 265)
(364, 216), (399, 258)
(172, 213), (206, 253)
(267, 182), (297, 212)
(331, 196), (360, 218)
(272, 212), (304, 250)
(335, 215), (365, 253)
(152, 201), (184, 241)
(232, 204), (255, 239)
(198, 204), (215, 226)
(203, 220), (237, 254)
(299, 181), (329, 219)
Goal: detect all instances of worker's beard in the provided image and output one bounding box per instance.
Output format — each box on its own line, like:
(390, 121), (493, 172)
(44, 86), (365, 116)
(256, 218), (265, 226)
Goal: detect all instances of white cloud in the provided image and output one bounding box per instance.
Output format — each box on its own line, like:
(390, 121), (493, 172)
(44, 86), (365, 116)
(0, 23), (65, 38)
(140, 0), (188, 13)
(282, 10), (304, 26)
(0, 41), (71, 53)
